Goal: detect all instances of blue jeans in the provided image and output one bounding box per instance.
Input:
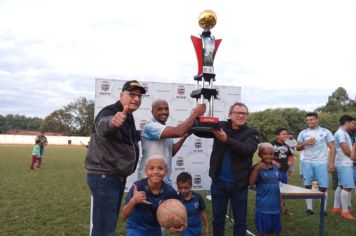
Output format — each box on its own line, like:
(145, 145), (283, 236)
(87, 173), (126, 236)
(211, 180), (248, 236)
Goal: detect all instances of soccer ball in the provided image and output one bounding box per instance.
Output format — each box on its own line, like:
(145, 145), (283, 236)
(156, 199), (187, 229)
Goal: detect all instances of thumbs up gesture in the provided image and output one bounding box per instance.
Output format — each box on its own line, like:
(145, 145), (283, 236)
(132, 184), (151, 205)
(110, 105), (129, 128)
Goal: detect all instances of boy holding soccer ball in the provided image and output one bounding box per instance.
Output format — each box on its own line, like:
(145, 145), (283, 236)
(121, 155), (186, 236)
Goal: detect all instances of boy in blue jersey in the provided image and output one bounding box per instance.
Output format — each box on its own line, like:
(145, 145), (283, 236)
(121, 155), (186, 236)
(297, 112), (335, 216)
(176, 172), (209, 236)
(250, 143), (281, 236)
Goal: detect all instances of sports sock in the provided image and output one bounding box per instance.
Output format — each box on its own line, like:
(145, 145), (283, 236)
(333, 186), (341, 209)
(306, 199), (313, 210)
(341, 189), (350, 212)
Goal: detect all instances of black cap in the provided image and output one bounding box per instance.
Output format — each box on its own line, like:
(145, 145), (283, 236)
(288, 131), (295, 135)
(122, 80), (146, 94)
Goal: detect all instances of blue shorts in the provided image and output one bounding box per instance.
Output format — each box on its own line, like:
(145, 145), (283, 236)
(255, 213), (281, 234)
(336, 166), (355, 189)
(353, 166), (356, 185)
(278, 172), (288, 184)
(127, 227), (162, 236)
(303, 162), (328, 188)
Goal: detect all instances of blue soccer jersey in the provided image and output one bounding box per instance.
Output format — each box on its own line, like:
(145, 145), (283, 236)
(255, 164), (280, 214)
(125, 178), (178, 235)
(180, 191), (206, 236)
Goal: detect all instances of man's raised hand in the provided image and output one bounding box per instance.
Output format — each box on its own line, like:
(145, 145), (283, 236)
(110, 105), (129, 128)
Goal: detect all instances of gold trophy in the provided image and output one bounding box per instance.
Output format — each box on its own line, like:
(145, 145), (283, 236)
(190, 10), (222, 137)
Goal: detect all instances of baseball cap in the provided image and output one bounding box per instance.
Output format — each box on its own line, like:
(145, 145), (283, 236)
(122, 80), (146, 94)
(288, 131), (295, 135)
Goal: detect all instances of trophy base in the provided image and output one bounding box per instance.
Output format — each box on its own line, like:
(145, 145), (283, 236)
(191, 117), (220, 138)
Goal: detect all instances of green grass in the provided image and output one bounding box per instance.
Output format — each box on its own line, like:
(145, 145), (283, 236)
(1, 145), (355, 235)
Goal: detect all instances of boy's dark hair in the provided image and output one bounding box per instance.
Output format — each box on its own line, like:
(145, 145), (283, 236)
(176, 172), (192, 185)
(305, 112), (318, 118)
(275, 127), (288, 135)
(35, 139), (41, 144)
(339, 114), (354, 125)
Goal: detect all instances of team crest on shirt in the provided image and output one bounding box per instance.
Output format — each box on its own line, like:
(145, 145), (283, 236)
(194, 202), (199, 209)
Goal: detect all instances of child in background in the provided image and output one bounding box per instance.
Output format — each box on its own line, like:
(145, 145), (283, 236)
(249, 143), (281, 236)
(176, 172), (209, 236)
(272, 128), (294, 184)
(121, 155), (186, 236)
(285, 131), (297, 177)
(271, 128), (294, 215)
(30, 139), (41, 169)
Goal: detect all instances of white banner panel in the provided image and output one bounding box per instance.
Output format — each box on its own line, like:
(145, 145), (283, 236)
(95, 78), (241, 191)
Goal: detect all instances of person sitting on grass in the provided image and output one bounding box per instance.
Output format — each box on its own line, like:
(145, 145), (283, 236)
(30, 139), (41, 169)
(176, 171), (209, 236)
(121, 155), (186, 236)
(249, 142), (281, 236)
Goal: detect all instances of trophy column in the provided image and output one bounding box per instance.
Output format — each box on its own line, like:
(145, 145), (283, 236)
(190, 10), (222, 137)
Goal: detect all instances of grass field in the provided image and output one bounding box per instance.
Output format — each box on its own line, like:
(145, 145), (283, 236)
(1, 145), (356, 236)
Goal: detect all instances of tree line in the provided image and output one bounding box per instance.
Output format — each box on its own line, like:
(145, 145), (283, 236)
(1, 87), (355, 138)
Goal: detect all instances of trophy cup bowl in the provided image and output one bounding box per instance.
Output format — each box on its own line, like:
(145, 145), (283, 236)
(198, 10), (217, 30)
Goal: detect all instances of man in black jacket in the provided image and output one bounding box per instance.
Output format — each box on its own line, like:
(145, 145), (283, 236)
(209, 102), (259, 236)
(85, 80), (146, 236)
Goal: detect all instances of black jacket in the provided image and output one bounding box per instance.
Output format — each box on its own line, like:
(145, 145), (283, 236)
(209, 120), (259, 189)
(85, 101), (140, 177)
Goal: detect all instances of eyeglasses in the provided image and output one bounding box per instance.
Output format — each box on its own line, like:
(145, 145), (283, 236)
(126, 92), (143, 99)
(230, 111), (248, 117)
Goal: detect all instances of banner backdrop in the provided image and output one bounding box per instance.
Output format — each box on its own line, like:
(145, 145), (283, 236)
(95, 78), (241, 191)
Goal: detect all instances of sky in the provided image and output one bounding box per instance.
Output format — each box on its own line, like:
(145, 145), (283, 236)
(0, 0), (355, 118)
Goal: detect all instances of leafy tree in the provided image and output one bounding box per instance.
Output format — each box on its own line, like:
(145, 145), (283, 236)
(316, 87), (356, 112)
(42, 97), (94, 136)
(248, 108), (306, 142)
(0, 114), (43, 133)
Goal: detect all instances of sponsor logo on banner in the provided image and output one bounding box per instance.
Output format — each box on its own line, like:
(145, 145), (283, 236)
(193, 174), (203, 189)
(141, 82), (150, 98)
(175, 156), (185, 171)
(176, 85), (186, 99)
(100, 81), (111, 95)
(194, 138), (203, 153)
(140, 119), (147, 129)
